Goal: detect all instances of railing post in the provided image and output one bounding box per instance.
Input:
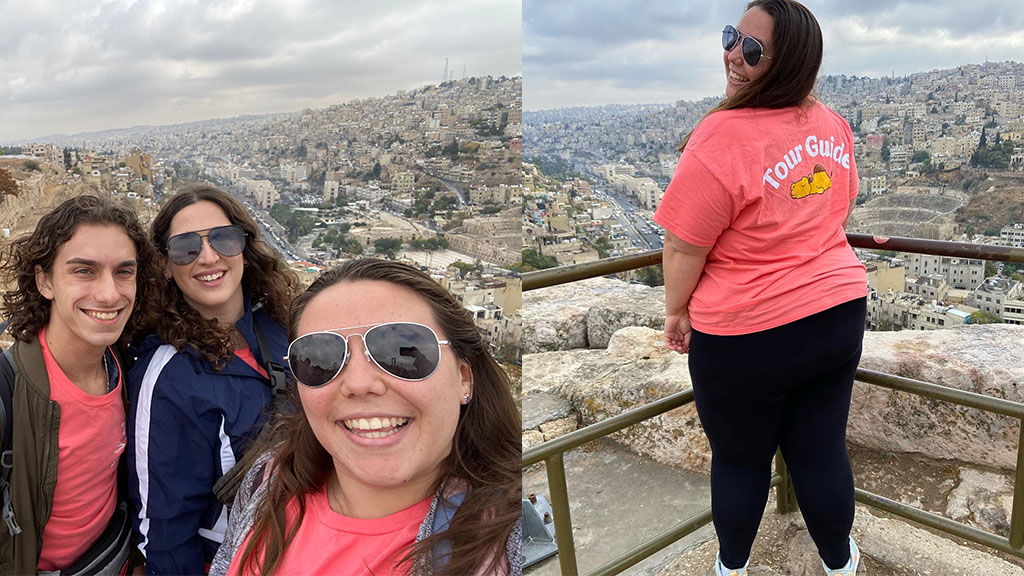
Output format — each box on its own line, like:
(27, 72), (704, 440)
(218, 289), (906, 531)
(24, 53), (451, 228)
(1010, 420), (1024, 549)
(546, 452), (579, 575)
(775, 449), (797, 514)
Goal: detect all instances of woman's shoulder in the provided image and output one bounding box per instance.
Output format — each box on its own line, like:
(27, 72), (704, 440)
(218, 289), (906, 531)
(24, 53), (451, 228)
(687, 108), (760, 150)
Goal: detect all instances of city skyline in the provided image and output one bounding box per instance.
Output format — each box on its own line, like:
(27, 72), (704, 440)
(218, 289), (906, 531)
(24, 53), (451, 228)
(0, 0), (522, 144)
(524, 0), (1024, 110)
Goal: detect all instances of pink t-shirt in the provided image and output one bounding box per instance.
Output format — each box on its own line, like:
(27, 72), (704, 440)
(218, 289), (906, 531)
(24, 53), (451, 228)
(234, 346), (269, 379)
(654, 100), (868, 335)
(37, 327), (125, 571)
(228, 487), (432, 576)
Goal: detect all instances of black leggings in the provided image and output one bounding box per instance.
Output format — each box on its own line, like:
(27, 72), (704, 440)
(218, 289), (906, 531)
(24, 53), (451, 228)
(689, 297), (866, 570)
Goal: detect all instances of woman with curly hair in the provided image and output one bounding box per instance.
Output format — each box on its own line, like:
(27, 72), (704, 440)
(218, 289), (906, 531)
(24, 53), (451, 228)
(208, 258), (522, 576)
(127, 184), (300, 574)
(0, 195), (160, 574)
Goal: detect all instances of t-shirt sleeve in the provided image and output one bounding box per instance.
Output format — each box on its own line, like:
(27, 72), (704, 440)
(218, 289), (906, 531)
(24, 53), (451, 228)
(654, 149), (735, 248)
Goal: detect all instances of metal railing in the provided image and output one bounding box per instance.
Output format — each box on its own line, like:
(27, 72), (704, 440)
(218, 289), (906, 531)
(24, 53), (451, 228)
(522, 233), (1024, 575)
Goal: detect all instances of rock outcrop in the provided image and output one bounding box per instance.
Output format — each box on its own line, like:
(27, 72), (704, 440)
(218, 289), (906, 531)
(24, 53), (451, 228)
(522, 277), (664, 353)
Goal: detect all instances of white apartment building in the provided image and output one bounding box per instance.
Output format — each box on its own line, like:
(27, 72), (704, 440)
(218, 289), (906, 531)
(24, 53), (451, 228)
(393, 171), (415, 195)
(1000, 223), (1024, 247)
(323, 180), (340, 204)
(901, 253), (985, 290)
(968, 277), (1023, 319)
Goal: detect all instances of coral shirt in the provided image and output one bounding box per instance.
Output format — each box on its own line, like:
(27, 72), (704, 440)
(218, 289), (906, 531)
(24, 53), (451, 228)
(654, 100), (867, 335)
(37, 327), (125, 571)
(228, 487), (432, 576)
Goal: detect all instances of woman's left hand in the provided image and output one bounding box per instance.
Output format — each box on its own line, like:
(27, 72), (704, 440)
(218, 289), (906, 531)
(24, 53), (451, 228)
(664, 313), (693, 354)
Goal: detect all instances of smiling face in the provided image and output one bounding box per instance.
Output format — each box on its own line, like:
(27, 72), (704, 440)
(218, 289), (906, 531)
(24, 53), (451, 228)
(36, 223), (137, 357)
(295, 280), (472, 516)
(165, 200), (245, 324)
(724, 6), (774, 98)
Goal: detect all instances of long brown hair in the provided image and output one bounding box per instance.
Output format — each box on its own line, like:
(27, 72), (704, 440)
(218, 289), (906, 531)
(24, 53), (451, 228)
(0, 194), (161, 344)
(146, 184), (299, 366)
(236, 258), (520, 575)
(678, 0), (823, 152)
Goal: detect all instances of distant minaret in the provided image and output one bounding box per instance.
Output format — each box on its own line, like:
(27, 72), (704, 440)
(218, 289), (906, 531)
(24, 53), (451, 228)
(442, 57), (449, 84)
(462, 64), (467, 79)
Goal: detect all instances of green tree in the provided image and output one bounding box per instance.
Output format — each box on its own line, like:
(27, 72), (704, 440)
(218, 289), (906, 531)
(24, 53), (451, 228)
(637, 264), (665, 287)
(496, 340), (520, 366)
(451, 261), (477, 277)
(522, 249), (558, 271)
(23, 160), (41, 172)
(373, 237), (403, 259)
(968, 310), (1001, 324)
(592, 236), (612, 258)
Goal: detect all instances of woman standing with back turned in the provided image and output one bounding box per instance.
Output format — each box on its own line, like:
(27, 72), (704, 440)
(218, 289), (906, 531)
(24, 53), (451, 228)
(653, 1), (867, 574)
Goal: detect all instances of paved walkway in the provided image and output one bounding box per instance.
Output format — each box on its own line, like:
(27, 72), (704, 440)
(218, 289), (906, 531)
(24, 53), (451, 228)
(523, 441), (714, 576)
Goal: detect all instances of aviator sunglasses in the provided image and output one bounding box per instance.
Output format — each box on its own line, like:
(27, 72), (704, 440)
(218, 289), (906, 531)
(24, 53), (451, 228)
(286, 321), (452, 387)
(722, 24), (772, 67)
(165, 225), (247, 266)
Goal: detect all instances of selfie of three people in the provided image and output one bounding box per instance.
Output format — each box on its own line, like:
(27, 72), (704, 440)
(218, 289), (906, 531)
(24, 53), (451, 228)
(0, 188), (521, 575)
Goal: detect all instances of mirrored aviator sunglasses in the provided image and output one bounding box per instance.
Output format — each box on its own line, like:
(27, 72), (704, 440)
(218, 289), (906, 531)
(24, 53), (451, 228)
(165, 224), (247, 266)
(286, 321), (452, 387)
(722, 24), (771, 67)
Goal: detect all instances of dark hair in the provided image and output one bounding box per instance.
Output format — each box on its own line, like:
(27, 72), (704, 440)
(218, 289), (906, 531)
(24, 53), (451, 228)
(237, 259), (520, 575)
(679, 0), (823, 151)
(147, 184), (299, 366)
(0, 194), (161, 343)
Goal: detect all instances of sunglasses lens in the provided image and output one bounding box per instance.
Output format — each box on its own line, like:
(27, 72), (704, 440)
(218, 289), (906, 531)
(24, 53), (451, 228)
(288, 332), (347, 387)
(165, 225), (246, 266)
(742, 36), (762, 66)
(365, 323), (441, 381)
(209, 225), (246, 258)
(722, 25), (739, 51)
(166, 232), (202, 266)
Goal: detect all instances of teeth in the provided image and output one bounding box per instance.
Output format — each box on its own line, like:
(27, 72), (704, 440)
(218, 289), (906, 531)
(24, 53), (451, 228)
(197, 271), (225, 282)
(343, 417), (409, 431)
(729, 70), (749, 82)
(86, 310), (118, 320)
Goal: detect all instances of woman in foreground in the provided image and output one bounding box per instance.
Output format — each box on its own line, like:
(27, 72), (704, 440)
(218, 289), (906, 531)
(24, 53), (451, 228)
(211, 258), (522, 575)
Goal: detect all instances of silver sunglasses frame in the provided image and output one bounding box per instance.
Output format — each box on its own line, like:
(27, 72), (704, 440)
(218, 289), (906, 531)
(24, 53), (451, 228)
(285, 321), (451, 386)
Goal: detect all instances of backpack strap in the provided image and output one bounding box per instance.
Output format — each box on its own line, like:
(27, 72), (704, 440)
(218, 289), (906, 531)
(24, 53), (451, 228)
(252, 317), (286, 397)
(0, 348), (22, 536)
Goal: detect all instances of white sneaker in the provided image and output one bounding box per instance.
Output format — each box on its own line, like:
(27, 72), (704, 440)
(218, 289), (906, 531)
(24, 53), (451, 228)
(822, 537), (860, 575)
(715, 552), (749, 576)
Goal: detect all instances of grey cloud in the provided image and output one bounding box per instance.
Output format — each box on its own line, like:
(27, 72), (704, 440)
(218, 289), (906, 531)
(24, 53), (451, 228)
(1, 0), (521, 143)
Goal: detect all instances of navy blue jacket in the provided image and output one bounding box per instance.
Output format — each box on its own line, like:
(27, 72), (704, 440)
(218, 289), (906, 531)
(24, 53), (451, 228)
(126, 301), (288, 575)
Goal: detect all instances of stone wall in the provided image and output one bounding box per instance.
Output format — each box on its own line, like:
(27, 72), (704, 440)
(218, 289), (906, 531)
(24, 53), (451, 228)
(523, 279), (1024, 473)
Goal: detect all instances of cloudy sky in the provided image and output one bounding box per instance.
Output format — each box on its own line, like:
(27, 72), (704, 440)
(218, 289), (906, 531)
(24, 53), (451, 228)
(525, 0), (1024, 110)
(0, 0), (521, 144)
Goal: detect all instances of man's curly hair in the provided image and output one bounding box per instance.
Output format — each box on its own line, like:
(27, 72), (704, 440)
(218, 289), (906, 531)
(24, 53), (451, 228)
(0, 194), (162, 343)
(143, 184), (299, 367)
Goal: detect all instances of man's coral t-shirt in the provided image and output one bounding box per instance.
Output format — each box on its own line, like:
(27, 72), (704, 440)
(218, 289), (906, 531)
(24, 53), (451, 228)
(654, 100), (867, 335)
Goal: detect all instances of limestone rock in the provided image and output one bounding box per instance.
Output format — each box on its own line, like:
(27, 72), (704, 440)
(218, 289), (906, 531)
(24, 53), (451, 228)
(522, 429), (544, 452)
(946, 467), (1014, 535)
(540, 415), (579, 441)
(523, 277), (665, 352)
(522, 326), (711, 473)
(852, 324), (1024, 470)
